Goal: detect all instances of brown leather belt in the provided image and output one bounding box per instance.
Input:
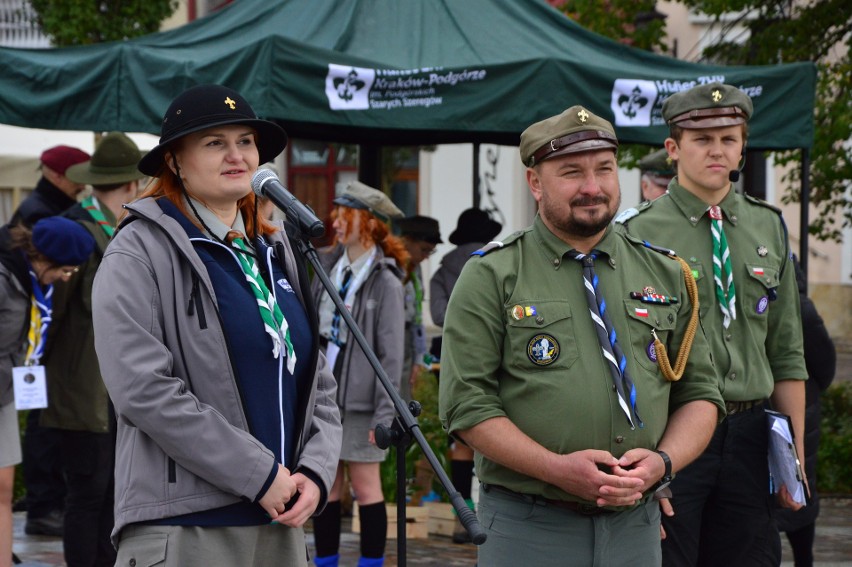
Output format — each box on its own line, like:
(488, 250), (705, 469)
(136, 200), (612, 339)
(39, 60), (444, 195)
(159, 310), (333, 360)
(724, 399), (766, 415)
(482, 483), (613, 516)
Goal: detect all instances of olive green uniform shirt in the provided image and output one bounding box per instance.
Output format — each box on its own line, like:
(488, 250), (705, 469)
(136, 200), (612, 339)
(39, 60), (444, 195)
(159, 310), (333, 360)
(439, 216), (723, 503)
(619, 180), (807, 402)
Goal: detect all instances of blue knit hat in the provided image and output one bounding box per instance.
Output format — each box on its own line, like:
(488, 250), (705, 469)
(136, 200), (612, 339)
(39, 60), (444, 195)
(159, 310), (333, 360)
(32, 217), (95, 265)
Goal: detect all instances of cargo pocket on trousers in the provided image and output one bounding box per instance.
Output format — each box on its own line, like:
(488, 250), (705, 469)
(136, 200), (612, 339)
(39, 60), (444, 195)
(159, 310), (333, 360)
(116, 533), (167, 567)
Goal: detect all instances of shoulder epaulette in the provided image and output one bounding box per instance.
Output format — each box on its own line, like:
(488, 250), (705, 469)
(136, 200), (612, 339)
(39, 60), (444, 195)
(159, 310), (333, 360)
(614, 200), (653, 225)
(743, 193), (782, 214)
(622, 232), (678, 259)
(470, 231), (522, 257)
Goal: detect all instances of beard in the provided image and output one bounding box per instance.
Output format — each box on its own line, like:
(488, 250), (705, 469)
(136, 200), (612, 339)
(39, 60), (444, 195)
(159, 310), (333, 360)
(541, 192), (620, 238)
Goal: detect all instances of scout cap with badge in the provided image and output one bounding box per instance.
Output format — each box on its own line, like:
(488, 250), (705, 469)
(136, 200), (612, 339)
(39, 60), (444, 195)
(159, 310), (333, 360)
(137, 84), (288, 177)
(333, 181), (404, 221)
(396, 215), (442, 244)
(662, 81), (753, 129)
(66, 132), (146, 187)
(639, 148), (675, 187)
(520, 105), (619, 167)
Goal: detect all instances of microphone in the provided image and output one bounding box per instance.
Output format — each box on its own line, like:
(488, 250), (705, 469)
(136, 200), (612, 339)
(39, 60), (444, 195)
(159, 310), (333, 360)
(729, 149), (747, 183)
(251, 169), (325, 238)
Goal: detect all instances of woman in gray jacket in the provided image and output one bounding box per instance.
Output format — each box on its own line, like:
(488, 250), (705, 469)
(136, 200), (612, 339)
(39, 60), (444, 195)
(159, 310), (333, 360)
(311, 182), (407, 567)
(92, 85), (341, 566)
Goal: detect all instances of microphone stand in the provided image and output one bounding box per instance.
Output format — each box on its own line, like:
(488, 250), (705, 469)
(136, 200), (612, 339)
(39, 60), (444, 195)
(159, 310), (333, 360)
(287, 223), (486, 565)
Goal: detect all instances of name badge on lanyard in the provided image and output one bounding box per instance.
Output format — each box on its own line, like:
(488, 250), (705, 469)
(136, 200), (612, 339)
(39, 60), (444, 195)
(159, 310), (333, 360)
(13, 365), (48, 410)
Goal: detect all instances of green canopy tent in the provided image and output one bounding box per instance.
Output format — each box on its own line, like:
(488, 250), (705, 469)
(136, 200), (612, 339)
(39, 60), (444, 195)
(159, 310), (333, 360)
(0, 0), (817, 260)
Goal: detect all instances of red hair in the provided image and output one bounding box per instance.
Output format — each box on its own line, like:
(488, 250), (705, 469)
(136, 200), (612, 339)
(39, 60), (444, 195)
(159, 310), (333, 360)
(331, 206), (409, 269)
(137, 166), (277, 239)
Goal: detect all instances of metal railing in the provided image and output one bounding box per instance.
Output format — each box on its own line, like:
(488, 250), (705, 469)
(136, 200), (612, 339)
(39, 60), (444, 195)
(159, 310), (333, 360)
(0, 0), (49, 48)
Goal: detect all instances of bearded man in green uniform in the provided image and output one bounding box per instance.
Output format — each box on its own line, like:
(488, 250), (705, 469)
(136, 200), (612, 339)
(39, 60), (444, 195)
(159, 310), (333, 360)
(618, 82), (807, 567)
(438, 105), (725, 566)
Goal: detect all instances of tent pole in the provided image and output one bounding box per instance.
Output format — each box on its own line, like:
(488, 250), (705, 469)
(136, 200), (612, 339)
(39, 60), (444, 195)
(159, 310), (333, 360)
(799, 148), (810, 290)
(473, 142), (481, 208)
(358, 144), (382, 189)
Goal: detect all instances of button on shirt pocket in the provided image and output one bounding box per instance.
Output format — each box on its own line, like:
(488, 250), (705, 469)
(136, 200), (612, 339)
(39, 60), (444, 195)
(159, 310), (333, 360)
(505, 301), (579, 371)
(622, 301), (677, 373)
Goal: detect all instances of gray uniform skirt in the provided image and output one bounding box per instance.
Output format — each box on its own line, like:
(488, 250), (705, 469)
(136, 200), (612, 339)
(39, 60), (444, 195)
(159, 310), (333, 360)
(0, 401), (21, 468)
(340, 410), (388, 463)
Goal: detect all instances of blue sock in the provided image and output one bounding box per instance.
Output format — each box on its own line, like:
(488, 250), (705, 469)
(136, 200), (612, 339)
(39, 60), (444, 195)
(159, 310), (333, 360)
(314, 554), (340, 567)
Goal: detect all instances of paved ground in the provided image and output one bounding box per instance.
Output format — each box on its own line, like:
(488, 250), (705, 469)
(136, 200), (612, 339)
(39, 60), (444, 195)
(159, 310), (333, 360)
(12, 498), (852, 566)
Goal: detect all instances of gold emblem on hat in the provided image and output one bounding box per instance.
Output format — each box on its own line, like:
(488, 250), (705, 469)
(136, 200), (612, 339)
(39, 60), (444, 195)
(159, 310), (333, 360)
(577, 108), (589, 123)
(712, 89), (722, 103)
(224, 97), (236, 110)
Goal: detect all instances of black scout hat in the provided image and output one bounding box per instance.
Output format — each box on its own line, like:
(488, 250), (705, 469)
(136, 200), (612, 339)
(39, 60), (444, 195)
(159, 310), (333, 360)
(448, 208), (502, 246)
(138, 84), (288, 176)
(66, 132), (146, 186)
(396, 215), (442, 244)
(333, 181), (404, 222)
(662, 82), (753, 129)
(520, 105), (618, 167)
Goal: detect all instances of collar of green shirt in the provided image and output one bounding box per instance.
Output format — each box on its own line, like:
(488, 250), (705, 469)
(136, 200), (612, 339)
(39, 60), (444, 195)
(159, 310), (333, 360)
(667, 180), (742, 227)
(531, 214), (619, 269)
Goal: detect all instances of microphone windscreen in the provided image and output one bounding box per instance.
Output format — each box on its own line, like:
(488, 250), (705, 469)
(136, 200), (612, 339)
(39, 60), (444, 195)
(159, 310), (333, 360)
(251, 169), (277, 196)
(728, 170), (740, 183)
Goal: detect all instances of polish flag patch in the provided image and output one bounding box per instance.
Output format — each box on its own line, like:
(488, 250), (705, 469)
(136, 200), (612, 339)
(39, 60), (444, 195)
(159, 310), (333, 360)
(753, 267), (765, 276)
(635, 308), (649, 317)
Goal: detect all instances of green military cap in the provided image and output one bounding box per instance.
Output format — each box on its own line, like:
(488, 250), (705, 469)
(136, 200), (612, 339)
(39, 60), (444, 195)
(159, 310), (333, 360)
(520, 105), (618, 167)
(662, 82), (753, 129)
(334, 180), (404, 221)
(65, 132), (147, 187)
(639, 148), (675, 183)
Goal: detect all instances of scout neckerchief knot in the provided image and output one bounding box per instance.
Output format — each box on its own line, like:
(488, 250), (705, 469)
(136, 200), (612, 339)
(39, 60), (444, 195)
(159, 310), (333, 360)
(330, 267), (353, 346)
(225, 230), (296, 373)
(568, 250), (643, 429)
(25, 263), (53, 365)
(709, 205), (736, 328)
(81, 195), (115, 238)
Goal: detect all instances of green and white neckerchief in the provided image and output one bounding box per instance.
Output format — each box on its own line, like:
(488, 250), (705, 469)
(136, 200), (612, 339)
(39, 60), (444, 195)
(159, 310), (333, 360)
(81, 195), (114, 238)
(227, 231), (296, 373)
(709, 205), (736, 328)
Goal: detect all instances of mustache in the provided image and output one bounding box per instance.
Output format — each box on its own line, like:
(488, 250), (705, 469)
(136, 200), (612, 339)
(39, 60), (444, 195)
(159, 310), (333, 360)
(570, 195), (610, 207)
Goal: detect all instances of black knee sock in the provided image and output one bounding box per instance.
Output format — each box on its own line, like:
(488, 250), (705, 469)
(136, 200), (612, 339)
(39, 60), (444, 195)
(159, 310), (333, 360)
(451, 459), (474, 500)
(312, 500), (341, 558)
(358, 501), (387, 558)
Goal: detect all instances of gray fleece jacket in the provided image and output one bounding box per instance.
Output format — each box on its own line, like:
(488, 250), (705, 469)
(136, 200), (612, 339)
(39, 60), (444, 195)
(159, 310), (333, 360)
(92, 198), (341, 542)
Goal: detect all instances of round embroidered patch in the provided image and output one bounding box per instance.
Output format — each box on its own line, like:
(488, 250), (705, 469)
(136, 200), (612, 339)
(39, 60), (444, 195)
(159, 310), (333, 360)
(527, 334), (560, 366)
(646, 339), (657, 362)
(756, 296), (769, 314)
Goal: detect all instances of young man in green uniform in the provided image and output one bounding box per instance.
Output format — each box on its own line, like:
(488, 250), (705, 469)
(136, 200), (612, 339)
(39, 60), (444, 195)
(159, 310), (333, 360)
(618, 82), (807, 566)
(438, 105), (725, 566)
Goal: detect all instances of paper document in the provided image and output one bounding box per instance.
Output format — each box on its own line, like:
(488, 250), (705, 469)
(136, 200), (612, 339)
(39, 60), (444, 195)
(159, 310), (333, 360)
(766, 409), (806, 506)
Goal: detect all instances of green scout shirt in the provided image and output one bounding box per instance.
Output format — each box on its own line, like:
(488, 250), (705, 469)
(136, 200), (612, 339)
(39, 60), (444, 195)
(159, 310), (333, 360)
(439, 216), (723, 503)
(619, 180), (807, 402)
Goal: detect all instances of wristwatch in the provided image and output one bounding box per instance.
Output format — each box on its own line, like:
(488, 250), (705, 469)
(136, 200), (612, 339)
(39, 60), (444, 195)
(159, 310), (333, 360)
(655, 450), (673, 492)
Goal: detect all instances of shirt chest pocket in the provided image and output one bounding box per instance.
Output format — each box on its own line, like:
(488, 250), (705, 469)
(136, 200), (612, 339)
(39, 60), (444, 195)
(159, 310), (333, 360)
(742, 264), (780, 319)
(622, 302), (678, 373)
(505, 301), (579, 371)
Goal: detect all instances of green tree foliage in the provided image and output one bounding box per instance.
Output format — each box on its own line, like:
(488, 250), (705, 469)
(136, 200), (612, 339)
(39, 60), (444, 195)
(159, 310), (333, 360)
(550, 0), (671, 168)
(677, 0), (852, 242)
(27, 0), (179, 46)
